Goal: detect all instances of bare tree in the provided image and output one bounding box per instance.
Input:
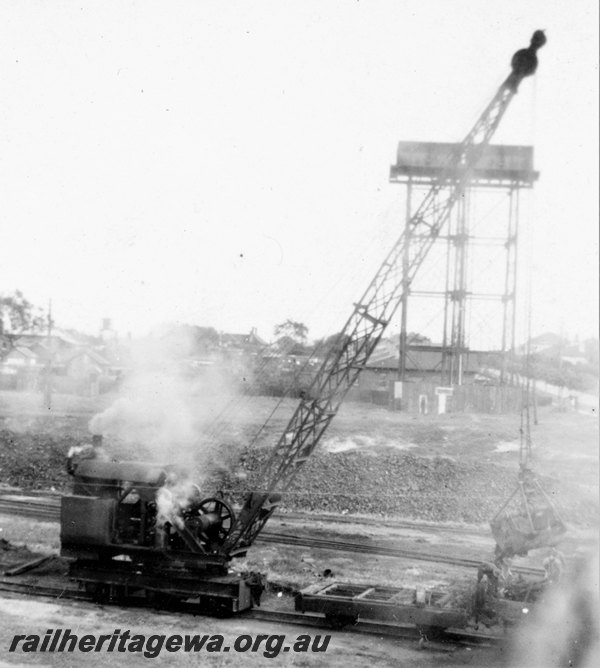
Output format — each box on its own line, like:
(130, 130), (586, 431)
(273, 319), (308, 346)
(0, 290), (46, 361)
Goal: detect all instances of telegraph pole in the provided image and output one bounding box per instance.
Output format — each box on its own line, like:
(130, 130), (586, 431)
(44, 300), (53, 410)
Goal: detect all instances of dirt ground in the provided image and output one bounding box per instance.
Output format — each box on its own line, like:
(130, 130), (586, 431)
(0, 592), (515, 667)
(0, 390), (598, 666)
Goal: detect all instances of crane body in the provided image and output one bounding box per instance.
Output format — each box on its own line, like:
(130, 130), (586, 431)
(61, 31), (551, 614)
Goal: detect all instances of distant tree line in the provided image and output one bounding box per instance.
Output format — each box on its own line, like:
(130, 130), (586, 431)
(0, 291), (46, 361)
(499, 339), (600, 392)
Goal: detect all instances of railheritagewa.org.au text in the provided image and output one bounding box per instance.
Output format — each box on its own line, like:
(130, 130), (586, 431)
(9, 628), (331, 659)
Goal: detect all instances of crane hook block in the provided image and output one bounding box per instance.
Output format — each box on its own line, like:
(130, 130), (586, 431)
(507, 30), (546, 92)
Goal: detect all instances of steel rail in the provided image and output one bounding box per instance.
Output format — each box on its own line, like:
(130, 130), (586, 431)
(0, 496), (544, 577)
(0, 578), (502, 647)
(259, 533), (545, 577)
(0, 491), (499, 536)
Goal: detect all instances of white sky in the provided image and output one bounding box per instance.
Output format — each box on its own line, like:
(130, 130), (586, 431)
(1, 0), (598, 344)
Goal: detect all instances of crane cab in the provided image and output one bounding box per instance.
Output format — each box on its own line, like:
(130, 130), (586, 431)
(60, 458), (260, 613)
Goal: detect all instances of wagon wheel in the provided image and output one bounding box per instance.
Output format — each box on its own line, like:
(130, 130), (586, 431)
(324, 612), (358, 629)
(84, 581), (106, 601)
(196, 497), (236, 543)
(201, 595), (233, 618)
(146, 589), (176, 609)
(85, 582), (118, 604)
(416, 624), (445, 641)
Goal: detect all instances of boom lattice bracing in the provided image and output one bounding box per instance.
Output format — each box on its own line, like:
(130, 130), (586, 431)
(223, 31), (546, 555)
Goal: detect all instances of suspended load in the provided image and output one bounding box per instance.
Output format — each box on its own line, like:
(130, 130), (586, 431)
(490, 465), (567, 557)
(491, 369), (566, 558)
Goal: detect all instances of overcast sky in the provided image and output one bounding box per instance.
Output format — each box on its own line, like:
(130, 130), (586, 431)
(1, 0), (598, 345)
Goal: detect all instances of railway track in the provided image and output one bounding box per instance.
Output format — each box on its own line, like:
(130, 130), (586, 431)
(0, 578), (502, 647)
(0, 494), (545, 577)
(258, 533), (545, 576)
(0, 496), (59, 522)
(0, 489), (492, 535)
(279, 509), (491, 537)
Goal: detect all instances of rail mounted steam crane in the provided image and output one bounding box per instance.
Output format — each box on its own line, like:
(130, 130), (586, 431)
(62, 31), (556, 614)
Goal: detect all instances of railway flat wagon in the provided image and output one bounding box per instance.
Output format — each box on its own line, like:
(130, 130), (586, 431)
(295, 582), (468, 632)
